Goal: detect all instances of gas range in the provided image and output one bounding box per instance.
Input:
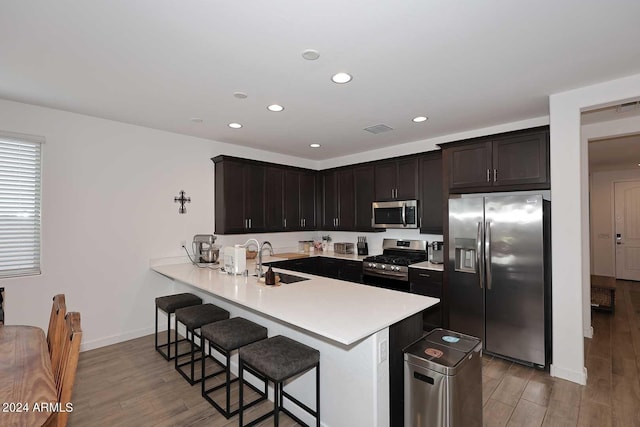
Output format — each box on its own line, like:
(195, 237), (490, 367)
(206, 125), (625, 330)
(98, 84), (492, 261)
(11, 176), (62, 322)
(363, 239), (428, 284)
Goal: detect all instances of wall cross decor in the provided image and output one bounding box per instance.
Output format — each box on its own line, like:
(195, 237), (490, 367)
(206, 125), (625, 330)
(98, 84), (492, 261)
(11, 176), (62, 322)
(174, 190), (191, 214)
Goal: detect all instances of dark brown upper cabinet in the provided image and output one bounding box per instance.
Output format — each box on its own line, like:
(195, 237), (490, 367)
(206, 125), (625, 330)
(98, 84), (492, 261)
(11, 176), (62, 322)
(418, 151), (443, 234)
(265, 167), (285, 231)
(322, 169), (355, 230)
(443, 126), (549, 193)
(374, 157), (418, 201)
(213, 156), (266, 234)
(353, 164), (376, 230)
(283, 170), (317, 230)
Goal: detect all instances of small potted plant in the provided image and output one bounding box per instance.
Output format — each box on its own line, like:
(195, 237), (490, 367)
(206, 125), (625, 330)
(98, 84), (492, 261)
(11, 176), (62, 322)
(322, 235), (331, 252)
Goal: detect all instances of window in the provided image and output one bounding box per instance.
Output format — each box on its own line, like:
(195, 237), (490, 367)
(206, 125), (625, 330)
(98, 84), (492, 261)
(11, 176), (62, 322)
(0, 131), (43, 278)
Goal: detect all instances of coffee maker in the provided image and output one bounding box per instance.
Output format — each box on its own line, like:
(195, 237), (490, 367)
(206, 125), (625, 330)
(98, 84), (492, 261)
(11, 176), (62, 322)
(192, 234), (219, 263)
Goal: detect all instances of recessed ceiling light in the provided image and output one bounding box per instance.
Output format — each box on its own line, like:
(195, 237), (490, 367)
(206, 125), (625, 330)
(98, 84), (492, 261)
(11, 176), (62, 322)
(331, 72), (352, 84)
(267, 104), (284, 112)
(310, 143), (321, 148)
(302, 49), (320, 60)
(233, 92), (248, 99)
(412, 116), (428, 123)
(228, 123), (242, 129)
(190, 117), (203, 123)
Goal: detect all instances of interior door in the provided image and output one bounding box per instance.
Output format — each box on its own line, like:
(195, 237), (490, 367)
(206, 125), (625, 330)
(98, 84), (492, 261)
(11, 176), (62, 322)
(615, 181), (640, 281)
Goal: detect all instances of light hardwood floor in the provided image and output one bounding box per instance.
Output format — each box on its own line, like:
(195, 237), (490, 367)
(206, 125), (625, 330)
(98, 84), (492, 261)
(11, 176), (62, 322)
(69, 280), (640, 427)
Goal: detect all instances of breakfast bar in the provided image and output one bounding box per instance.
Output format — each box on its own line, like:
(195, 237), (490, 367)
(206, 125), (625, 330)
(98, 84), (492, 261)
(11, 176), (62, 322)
(151, 261), (438, 427)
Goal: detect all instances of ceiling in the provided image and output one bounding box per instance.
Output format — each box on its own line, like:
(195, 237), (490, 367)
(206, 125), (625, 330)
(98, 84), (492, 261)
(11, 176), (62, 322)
(2, 1), (640, 161)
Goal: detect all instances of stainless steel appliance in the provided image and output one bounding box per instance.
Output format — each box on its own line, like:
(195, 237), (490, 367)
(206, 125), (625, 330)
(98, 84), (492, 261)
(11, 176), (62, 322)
(448, 194), (550, 367)
(404, 329), (482, 427)
(372, 200), (419, 229)
(362, 238), (428, 292)
(192, 234), (219, 263)
(429, 241), (444, 264)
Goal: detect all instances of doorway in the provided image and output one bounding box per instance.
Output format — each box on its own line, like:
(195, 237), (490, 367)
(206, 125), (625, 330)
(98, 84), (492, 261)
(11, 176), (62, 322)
(614, 180), (640, 280)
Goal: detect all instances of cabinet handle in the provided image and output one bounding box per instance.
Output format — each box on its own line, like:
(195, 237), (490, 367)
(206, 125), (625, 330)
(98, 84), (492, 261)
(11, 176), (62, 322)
(419, 273), (431, 278)
(493, 169), (497, 182)
(301, 219), (304, 227)
(245, 219), (248, 229)
(284, 218), (287, 228)
(248, 218), (252, 229)
(303, 218), (306, 227)
(391, 189), (395, 199)
(486, 169), (491, 182)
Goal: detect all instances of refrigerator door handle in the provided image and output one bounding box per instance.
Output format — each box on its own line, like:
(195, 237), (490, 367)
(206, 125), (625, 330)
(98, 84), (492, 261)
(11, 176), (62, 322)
(477, 222), (484, 289)
(485, 221), (492, 290)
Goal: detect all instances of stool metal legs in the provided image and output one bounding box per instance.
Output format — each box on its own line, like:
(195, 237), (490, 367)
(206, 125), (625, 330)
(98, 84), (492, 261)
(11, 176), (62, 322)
(239, 359), (320, 427)
(155, 306), (190, 361)
(201, 339), (267, 418)
(174, 324), (203, 384)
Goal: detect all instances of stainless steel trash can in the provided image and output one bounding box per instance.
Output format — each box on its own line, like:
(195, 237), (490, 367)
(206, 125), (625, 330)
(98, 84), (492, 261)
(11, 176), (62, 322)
(404, 328), (482, 427)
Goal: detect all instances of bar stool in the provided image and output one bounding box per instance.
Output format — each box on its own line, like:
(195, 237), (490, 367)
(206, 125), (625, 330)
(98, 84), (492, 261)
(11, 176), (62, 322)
(200, 317), (268, 418)
(239, 335), (320, 427)
(155, 293), (202, 360)
(174, 303), (230, 385)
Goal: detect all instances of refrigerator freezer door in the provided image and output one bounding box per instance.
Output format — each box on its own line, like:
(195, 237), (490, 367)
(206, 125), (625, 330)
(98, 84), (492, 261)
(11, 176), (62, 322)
(448, 197), (485, 342)
(484, 194), (546, 366)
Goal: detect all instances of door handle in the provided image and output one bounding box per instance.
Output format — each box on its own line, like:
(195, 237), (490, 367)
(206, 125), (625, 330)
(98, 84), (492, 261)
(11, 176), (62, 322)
(616, 233), (622, 245)
(477, 222), (484, 289)
(485, 221), (492, 290)
(402, 202), (407, 227)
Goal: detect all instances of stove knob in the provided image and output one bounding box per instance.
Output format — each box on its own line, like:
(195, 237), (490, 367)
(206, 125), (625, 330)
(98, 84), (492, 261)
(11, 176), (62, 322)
(381, 265), (386, 270)
(395, 266), (401, 271)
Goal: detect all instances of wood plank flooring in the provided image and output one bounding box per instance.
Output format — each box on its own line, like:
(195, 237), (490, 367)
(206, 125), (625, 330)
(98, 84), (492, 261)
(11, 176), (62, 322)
(68, 280), (640, 426)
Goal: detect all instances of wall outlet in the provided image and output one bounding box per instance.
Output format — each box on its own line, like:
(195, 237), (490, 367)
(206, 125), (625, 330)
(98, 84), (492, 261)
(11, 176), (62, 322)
(180, 240), (187, 250)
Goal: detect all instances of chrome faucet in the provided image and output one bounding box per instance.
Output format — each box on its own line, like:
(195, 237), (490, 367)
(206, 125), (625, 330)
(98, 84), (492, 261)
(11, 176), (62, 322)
(241, 239), (274, 278)
(256, 241), (274, 278)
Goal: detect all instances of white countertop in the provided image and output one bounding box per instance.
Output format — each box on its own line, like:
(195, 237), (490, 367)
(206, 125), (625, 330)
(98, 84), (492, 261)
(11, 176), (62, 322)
(408, 261), (444, 271)
(151, 262), (438, 346)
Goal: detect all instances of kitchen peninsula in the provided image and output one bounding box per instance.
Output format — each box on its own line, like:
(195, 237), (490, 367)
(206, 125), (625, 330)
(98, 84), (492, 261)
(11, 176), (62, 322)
(151, 259), (438, 427)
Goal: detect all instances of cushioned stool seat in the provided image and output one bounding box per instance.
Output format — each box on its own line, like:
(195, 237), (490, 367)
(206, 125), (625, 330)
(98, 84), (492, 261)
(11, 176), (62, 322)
(200, 317), (268, 418)
(155, 293), (202, 360)
(239, 335), (320, 426)
(174, 303), (229, 385)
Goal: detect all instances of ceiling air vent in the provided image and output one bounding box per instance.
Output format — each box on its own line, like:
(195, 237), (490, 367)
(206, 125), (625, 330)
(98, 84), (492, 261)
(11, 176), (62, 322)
(364, 124), (394, 134)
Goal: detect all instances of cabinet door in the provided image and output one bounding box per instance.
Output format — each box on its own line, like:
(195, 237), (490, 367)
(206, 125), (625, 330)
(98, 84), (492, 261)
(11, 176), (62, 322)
(492, 131), (549, 186)
(419, 152), (443, 234)
(244, 164), (266, 231)
(322, 172), (338, 229)
(300, 172), (317, 229)
(337, 169), (355, 229)
(265, 167), (284, 231)
(396, 158), (418, 200)
(284, 170), (301, 230)
(447, 141), (492, 190)
(215, 160), (247, 234)
(374, 161), (397, 201)
(354, 165), (375, 230)
(338, 260), (363, 283)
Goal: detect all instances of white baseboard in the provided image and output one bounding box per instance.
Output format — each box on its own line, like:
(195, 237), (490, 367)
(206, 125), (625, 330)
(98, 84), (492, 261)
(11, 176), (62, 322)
(550, 364), (587, 385)
(584, 325), (594, 338)
(80, 326), (155, 352)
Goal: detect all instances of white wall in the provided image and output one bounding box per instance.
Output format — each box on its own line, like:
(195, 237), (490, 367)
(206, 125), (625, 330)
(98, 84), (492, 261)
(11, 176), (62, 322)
(549, 72), (640, 385)
(0, 98), (317, 350)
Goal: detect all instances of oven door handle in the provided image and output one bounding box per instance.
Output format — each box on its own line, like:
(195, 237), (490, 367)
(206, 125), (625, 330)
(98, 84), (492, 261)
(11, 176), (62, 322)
(362, 269), (408, 280)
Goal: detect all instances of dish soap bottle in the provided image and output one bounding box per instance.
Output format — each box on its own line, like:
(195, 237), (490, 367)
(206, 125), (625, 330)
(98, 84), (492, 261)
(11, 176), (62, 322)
(265, 265), (276, 286)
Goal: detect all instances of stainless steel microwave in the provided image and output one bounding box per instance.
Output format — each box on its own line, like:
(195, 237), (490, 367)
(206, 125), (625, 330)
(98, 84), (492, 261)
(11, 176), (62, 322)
(372, 200), (419, 229)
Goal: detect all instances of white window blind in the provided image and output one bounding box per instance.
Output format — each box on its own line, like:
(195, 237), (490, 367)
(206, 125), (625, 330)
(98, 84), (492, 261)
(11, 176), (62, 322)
(0, 132), (43, 278)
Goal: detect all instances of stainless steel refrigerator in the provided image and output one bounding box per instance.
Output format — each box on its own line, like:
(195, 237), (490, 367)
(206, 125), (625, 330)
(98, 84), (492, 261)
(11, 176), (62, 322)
(448, 193), (550, 367)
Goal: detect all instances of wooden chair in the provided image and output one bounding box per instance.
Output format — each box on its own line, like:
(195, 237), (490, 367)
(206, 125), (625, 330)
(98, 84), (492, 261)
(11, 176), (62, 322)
(44, 311), (82, 427)
(47, 294), (66, 374)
